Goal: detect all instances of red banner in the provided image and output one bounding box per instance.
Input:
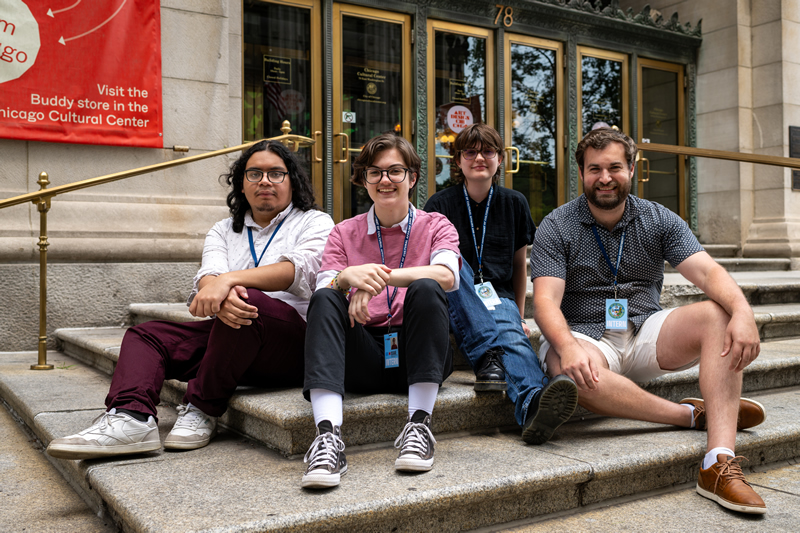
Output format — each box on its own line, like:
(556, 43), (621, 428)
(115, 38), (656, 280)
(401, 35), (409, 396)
(0, 0), (162, 147)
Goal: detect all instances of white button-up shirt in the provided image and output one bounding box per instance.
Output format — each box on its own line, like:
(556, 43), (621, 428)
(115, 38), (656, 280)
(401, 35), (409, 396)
(189, 203), (334, 320)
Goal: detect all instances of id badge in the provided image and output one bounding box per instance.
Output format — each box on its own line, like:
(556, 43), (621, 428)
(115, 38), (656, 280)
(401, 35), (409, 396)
(605, 299), (629, 330)
(475, 282), (502, 310)
(384, 332), (399, 368)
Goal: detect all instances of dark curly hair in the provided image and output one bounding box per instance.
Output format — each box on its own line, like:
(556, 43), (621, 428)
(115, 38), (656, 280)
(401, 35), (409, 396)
(220, 140), (318, 233)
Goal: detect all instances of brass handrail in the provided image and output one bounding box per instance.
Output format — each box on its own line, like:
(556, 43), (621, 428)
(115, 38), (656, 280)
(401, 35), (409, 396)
(639, 142), (800, 170)
(0, 122), (314, 210)
(0, 121), (313, 370)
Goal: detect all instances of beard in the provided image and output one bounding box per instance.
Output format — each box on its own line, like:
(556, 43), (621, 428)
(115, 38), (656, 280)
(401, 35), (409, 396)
(585, 178), (631, 210)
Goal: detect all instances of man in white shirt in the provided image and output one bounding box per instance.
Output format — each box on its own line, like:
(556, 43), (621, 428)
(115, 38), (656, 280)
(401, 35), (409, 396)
(47, 141), (334, 460)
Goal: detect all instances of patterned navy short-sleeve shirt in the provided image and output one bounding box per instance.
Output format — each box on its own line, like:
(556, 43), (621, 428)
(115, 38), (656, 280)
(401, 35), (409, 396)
(530, 195), (703, 339)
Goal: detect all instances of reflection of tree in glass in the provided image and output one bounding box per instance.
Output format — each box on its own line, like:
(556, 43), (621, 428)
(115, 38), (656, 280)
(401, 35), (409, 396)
(510, 45), (557, 223)
(434, 33), (486, 192)
(463, 38), (486, 120)
(581, 57), (622, 135)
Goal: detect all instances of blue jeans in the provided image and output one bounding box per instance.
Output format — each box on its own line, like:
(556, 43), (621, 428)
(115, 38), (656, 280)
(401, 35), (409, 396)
(448, 261), (548, 426)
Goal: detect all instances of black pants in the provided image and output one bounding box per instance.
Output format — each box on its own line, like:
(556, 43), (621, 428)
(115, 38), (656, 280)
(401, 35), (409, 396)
(303, 279), (453, 400)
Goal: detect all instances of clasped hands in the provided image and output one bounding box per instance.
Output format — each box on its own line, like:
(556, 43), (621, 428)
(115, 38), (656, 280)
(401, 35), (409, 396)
(189, 275), (258, 329)
(338, 264), (392, 327)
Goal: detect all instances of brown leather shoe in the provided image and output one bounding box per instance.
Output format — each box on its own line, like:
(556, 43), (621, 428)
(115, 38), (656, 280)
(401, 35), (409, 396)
(680, 397), (766, 431)
(697, 454), (766, 514)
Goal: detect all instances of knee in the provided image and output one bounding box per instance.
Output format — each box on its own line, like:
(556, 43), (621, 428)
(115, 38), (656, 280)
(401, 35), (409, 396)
(696, 300), (732, 329)
(307, 287), (347, 316)
(406, 278), (446, 307)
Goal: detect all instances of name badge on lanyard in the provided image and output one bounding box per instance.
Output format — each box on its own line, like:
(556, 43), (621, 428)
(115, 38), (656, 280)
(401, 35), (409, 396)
(605, 299), (628, 330)
(384, 332), (399, 368)
(591, 225), (628, 330)
(463, 185), (500, 310)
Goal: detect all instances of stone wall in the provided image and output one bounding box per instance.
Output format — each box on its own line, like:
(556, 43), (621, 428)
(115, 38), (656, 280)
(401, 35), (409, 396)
(0, 1), (242, 350)
(624, 0), (800, 257)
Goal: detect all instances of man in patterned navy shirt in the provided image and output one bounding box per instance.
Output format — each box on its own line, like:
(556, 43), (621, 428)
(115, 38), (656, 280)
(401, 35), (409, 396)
(531, 128), (767, 514)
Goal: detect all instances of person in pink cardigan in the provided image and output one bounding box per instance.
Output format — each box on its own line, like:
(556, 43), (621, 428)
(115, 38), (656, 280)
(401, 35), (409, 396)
(300, 134), (462, 489)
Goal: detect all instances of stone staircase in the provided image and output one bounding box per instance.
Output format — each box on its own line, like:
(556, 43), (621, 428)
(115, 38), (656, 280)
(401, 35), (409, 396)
(2, 268), (800, 531)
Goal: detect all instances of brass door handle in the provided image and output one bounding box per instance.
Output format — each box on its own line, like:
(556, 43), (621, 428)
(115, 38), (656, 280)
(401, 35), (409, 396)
(505, 146), (520, 174)
(334, 132), (349, 163)
(638, 155), (650, 183)
(313, 131), (322, 162)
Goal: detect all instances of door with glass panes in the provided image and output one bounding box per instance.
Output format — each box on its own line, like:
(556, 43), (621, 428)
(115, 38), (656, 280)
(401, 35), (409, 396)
(427, 21), (494, 198)
(332, 5), (413, 221)
(638, 58), (686, 217)
(504, 34), (564, 225)
(243, 0), (323, 202)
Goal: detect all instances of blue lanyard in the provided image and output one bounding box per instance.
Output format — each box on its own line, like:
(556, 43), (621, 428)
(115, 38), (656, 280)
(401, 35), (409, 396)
(463, 184), (494, 283)
(591, 225), (625, 299)
(374, 207), (414, 327)
(247, 209), (291, 267)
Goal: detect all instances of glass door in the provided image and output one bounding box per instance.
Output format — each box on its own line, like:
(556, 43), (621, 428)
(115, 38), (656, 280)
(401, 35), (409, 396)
(243, 0), (323, 203)
(638, 58), (685, 217)
(578, 47), (629, 136)
(504, 34), (564, 224)
(332, 4), (412, 221)
(427, 21), (494, 198)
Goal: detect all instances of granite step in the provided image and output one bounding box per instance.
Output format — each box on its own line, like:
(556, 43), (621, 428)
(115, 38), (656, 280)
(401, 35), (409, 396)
(524, 270), (800, 317)
(1, 350), (798, 532)
(702, 244), (740, 258)
(665, 257), (791, 273)
(53, 325), (800, 456)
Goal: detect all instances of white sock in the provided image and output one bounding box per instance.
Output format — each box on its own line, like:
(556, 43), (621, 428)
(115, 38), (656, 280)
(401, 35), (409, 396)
(310, 388), (343, 428)
(703, 447), (735, 469)
(686, 404), (696, 428)
(408, 382), (439, 418)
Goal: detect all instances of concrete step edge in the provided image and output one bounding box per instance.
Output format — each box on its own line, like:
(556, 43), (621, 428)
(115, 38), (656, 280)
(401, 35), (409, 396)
(52, 328), (800, 455)
(2, 353), (797, 532)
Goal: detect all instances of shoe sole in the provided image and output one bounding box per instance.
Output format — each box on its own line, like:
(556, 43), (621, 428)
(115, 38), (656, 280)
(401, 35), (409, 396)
(682, 397), (766, 430)
(301, 465), (347, 489)
(696, 483), (767, 514)
(474, 380), (507, 392)
(163, 427), (217, 450)
(47, 440), (162, 460)
(522, 378), (579, 445)
(395, 456), (434, 472)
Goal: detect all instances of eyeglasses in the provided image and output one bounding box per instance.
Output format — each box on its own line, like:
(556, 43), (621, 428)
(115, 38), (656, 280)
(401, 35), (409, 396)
(364, 167), (409, 184)
(244, 169), (289, 183)
(459, 149), (498, 160)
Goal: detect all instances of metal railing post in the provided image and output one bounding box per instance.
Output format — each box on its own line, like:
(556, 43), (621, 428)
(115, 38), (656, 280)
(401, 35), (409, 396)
(0, 125), (317, 369)
(31, 172), (54, 370)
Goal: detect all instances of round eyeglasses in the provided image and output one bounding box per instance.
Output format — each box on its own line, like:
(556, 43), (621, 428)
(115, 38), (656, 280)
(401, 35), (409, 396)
(459, 149), (498, 160)
(244, 169), (289, 183)
(364, 167), (409, 184)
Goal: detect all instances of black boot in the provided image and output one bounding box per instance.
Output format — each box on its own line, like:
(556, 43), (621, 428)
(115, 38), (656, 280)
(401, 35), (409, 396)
(474, 348), (507, 391)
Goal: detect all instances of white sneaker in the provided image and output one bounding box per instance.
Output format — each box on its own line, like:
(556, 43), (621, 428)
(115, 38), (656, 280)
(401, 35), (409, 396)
(46, 409), (160, 460)
(301, 421), (347, 489)
(163, 404), (217, 450)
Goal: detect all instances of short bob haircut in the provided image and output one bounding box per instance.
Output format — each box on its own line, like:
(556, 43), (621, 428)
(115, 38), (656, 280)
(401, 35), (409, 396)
(575, 128), (638, 172)
(452, 123), (505, 185)
(351, 134), (421, 197)
(220, 140), (318, 233)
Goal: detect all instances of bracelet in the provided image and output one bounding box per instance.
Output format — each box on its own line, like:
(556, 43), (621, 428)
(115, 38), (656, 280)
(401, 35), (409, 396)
(521, 319), (528, 325)
(330, 273), (349, 294)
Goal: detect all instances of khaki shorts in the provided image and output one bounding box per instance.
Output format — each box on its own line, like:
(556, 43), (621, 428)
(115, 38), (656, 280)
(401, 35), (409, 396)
(538, 308), (699, 383)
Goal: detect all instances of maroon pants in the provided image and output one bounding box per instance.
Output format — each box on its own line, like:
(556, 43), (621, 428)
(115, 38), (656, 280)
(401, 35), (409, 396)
(105, 290), (306, 419)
